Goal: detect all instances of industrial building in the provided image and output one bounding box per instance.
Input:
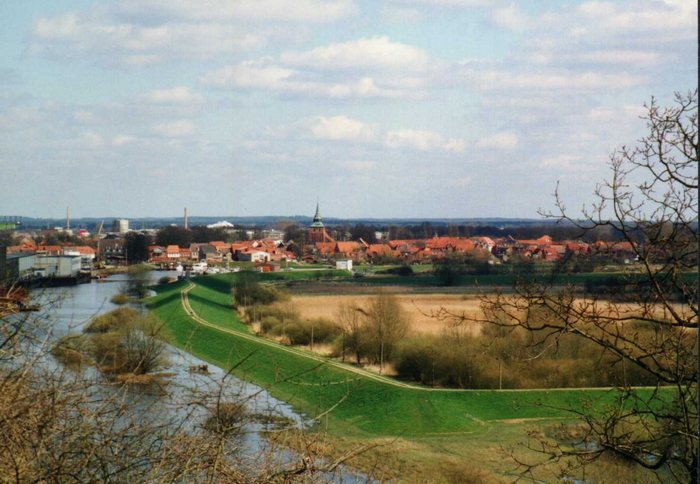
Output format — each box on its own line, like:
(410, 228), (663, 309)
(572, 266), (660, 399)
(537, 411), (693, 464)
(32, 255), (81, 279)
(112, 219), (129, 233)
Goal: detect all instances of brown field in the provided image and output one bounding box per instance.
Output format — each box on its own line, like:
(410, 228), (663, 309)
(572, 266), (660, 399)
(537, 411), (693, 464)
(281, 292), (693, 337)
(285, 294), (485, 335)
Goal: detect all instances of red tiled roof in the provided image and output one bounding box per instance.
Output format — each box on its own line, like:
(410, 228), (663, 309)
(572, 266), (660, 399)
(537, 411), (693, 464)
(7, 244), (36, 254)
(424, 237), (476, 252)
(366, 244), (399, 257)
(565, 242), (589, 253)
(336, 241), (361, 253)
(387, 239), (418, 249)
(315, 242), (336, 255)
(37, 245), (62, 252)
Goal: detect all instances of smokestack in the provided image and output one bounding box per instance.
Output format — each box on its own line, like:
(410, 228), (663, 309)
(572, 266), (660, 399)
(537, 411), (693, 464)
(184, 207), (188, 230)
(66, 206), (70, 230)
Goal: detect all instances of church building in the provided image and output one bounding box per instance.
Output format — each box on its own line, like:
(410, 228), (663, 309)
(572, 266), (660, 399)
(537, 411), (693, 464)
(308, 203), (334, 244)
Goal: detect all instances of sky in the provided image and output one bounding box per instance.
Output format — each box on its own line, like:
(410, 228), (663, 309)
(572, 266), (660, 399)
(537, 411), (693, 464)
(0, 0), (696, 219)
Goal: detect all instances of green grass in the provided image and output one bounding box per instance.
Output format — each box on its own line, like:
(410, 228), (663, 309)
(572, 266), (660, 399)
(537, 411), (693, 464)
(147, 276), (661, 438)
(287, 262), (331, 269)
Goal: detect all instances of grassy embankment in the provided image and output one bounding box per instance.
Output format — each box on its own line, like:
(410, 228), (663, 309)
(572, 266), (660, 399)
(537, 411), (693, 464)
(147, 271), (659, 439)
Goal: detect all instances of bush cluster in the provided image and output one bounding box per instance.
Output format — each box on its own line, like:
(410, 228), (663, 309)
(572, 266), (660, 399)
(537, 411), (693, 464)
(85, 307), (139, 333)
(53, 308), (169, 377)
(251, 305), (340, 345)
(233, 271), (285, 307)
(393, 325), (659, 389)
(377, 265), (414, 276)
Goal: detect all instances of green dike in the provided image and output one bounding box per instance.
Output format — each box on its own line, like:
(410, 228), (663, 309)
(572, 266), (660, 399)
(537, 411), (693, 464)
(147, 274), (657, 438)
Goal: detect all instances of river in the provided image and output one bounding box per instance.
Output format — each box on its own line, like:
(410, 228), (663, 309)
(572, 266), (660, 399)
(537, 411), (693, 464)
(30, 272), (365, 482)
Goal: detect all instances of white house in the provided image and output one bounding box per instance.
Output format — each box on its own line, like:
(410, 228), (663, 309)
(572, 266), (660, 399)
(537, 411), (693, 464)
(336, 259), (353, 271)
(166, 245), (180, 259)
(237, 250), (270, 263)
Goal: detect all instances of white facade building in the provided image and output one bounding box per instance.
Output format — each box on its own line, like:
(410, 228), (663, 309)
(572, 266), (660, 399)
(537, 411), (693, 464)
(237, 250), (270, 263)
(33, 255), (81, 278)
(112, 219), (129, 233)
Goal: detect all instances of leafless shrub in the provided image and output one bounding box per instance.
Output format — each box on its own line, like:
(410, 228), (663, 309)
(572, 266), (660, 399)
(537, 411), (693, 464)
(445, 91), (698, 480)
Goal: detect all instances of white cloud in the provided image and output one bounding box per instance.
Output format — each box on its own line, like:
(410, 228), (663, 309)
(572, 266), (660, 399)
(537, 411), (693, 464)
(448, 176), (472, 187)
(29, 13), (267, 66)
(199, 36), (437, 100)
(140, 86), (205, 104)
(117, 0), (358, 24)
(380, 6), (422, 23)
(475, 131), (518, 150)
(201, 58), (421, 99)
(308, 116), (378, 142)
(586, 104), (648, 124)
(112, 135), (135, 146)
(489, 5), (529, 31)
(578, 50), (663, 66)
(468, 68), (644, 91)
(385, 129), (465, 153)
(339, 160), (376, 171)
(486, 1), (695, 76)
(575, 0), (696, 36)
(200, 58), (294, 89)
(280, 36), (430, 73)
(539, 155), (582, 170)
(77, 131), (105, 148)
(394, 0), (496, 6)
(73, 110), (96, 123)
(152, 120), (195, 137)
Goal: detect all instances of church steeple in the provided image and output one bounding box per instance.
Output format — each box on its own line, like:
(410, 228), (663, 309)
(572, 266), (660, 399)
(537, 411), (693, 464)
(311, 202), (324, 228)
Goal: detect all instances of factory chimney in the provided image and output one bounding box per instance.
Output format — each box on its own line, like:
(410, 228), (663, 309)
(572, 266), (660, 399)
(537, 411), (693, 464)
(66, 206), (70, 230)
(184, 207), (188, 230)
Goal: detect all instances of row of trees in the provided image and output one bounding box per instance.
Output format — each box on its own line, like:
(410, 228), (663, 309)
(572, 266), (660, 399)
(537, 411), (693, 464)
(393, 318), (659, 389)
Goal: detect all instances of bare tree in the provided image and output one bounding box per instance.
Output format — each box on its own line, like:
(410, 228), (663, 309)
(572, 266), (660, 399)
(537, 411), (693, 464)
(335, 302), (365, 365)
(366, 293), (410, 374)
(452, 91), (697, 481)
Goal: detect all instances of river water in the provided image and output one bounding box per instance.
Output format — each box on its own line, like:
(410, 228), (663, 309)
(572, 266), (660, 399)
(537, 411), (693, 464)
(31, 272), (364, 482)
